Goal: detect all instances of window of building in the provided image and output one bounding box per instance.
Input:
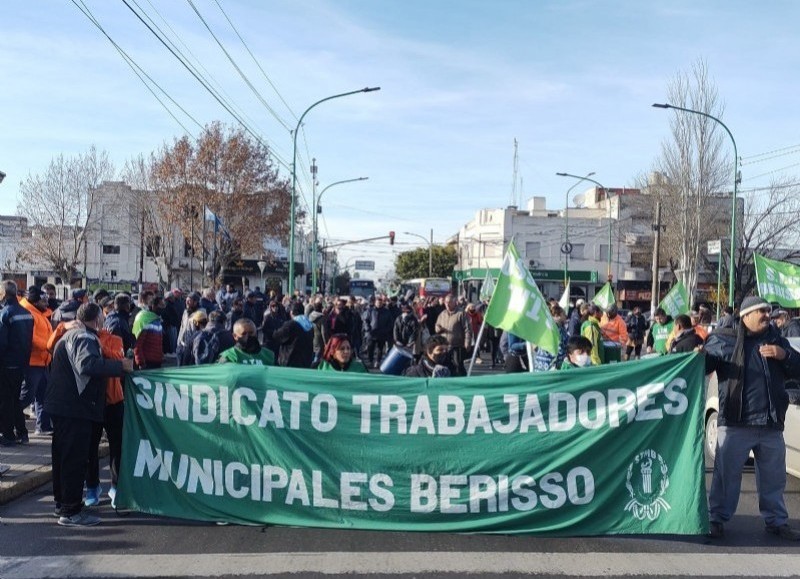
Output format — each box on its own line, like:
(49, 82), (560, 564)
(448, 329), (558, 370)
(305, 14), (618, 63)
(110, 270), (117, 279)
(102, 245), (120, 255)
(571, 244), (585, 260)
(599, 244), (610, 262)
(525, 241), (541, 259)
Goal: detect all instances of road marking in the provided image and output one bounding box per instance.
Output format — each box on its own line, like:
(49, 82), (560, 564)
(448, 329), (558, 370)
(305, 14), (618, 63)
(2, 552), (800, 577)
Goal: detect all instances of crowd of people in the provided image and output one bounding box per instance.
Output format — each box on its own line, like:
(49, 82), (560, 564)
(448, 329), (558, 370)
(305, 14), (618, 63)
(0, 279), (799, 538)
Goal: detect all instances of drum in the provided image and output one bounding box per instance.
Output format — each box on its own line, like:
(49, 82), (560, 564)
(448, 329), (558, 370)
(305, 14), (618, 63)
(380, 346), (414, 375)
(602, 341), (622, 364)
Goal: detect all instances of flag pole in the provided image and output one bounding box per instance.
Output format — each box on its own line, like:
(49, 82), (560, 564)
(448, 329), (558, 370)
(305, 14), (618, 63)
(466, 318), (488, 377)
(526, 342), (535, 373)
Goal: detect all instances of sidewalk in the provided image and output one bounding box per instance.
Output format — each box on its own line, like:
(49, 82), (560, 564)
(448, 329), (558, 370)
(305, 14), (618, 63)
(0, 418), (107, 505)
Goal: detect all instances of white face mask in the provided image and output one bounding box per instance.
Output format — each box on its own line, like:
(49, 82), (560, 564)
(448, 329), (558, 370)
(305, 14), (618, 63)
(573, 353), (591, 367)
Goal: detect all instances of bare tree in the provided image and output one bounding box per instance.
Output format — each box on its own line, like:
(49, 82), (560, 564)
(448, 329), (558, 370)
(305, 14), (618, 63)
(120, 154), (186, 288)
(651, 59), (731, 299)
(17, 146), (114, 284)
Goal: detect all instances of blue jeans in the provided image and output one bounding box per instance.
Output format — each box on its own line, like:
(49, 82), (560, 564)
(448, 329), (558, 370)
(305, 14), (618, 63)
(25, 366), (51, 432)
(709, 425), (789, 527)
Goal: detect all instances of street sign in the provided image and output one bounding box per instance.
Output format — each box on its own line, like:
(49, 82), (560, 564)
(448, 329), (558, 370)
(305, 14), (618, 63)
(354, 260), (375, 271)
(707, 240), (721, 255)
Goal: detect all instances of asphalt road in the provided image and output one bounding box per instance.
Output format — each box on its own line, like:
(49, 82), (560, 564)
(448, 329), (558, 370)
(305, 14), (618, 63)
(1, 468), (800, 578)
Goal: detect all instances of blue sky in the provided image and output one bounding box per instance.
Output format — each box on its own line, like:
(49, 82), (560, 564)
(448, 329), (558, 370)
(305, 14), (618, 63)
(3, 1), (800, 277)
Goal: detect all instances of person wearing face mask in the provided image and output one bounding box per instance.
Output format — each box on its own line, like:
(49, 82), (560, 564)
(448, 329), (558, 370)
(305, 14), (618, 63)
(560, 336), (595, 370)
(403, 334), (455, 378)
(219, 319), (275, 366)
(19, 286), (54, 438)
(392, 301), (419, 351)
(317, 334), (367, 373)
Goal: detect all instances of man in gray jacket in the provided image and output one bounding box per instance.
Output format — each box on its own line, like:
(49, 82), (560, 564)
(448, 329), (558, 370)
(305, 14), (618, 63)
(45, 303), (133, 527)
(435, 294), (472, 376)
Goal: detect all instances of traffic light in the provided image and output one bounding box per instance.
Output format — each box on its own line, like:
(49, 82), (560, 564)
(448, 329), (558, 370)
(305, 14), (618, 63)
(389, 231), (395, 245)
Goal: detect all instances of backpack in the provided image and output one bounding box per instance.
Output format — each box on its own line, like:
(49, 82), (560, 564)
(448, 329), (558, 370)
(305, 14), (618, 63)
(192, 330), (221, 365)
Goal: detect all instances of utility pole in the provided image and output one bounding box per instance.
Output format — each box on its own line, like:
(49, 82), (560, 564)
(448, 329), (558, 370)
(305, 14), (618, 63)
(650, 200), (664, 316)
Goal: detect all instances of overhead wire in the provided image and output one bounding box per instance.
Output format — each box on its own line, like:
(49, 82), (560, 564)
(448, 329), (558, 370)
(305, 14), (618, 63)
(740, 143), (800, 163)
(140, 0), (268, 140)
(185, 0), (293, 134)
(119, 0), (295, 174)
(211, 0), (298, 123)
(71, 0), (202, 136)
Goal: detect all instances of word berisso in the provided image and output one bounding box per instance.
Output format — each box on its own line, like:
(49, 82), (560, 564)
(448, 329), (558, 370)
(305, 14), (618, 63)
(131, 377), (689, 434)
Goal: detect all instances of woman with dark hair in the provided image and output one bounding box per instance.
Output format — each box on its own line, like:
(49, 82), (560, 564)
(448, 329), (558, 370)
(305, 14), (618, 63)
(317, 334), (367, 373)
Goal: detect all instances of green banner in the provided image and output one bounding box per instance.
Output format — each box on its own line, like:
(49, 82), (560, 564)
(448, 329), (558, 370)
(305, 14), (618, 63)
(479, 270), (495, 301)
(755, 253), (800, 307)
(119, 355), (708, 536)
(659, 281), (690, 317)
(484, 242), (560, 355)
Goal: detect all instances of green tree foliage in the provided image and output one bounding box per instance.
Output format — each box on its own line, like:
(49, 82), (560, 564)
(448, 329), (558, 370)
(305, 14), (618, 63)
(395, 245), (457, 280)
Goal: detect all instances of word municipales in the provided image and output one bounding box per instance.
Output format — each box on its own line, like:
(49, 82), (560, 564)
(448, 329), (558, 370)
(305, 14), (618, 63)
(132, 439), (596, 513)
(130, 376), (691, 434)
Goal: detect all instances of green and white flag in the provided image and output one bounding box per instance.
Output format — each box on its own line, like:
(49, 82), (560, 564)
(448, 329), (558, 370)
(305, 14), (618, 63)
(558, 280), (570, 310)
(659, 280), (690, 317)
(754, 253), (800, 307)
(119, 354), (708, 535)
(479, 270), (495, 301)
(593, 282), (615, 310)
(484, 242), (560, 355)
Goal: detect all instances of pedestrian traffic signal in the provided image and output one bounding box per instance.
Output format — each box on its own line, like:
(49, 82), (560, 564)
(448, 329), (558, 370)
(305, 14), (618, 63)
(389, 231), (395, 245)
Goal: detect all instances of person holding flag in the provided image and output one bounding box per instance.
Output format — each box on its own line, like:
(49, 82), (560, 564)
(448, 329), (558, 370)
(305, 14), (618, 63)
(481, 242), (561, 375)
(646, 308), (674, 356)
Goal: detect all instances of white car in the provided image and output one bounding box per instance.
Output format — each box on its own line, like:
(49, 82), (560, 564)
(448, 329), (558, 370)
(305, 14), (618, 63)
(705, 337), (800, 478)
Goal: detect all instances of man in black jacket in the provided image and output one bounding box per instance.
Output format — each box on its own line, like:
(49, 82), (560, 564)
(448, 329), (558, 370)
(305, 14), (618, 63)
(0, 281), (34, 447)
(668, 314), (703, 354)
(771, 309), (800, 338)
(625, 306), (649, 359)
(45, 303), (133, 527)
(704, 295), (800, 540)
(273, 301), (314, 369)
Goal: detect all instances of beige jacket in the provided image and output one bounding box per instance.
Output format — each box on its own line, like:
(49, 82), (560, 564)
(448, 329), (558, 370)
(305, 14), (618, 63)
(435, 308), (472, 349)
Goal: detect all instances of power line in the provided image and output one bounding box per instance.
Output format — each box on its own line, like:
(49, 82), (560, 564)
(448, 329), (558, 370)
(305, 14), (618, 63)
(745, 162), (800, 182)
(185, 0), (293, 133)
(71, 0), (202, 135)
(120, 0), (294, 174)
(140, 0), (267, 139)
(212, 0), (298, 122)
(741, 143), (800, 163)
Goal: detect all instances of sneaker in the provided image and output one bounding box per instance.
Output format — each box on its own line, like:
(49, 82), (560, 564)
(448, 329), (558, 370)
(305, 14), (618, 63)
(707, 521), (724, 538)
(57, 511), (100, 527)
(84, 485), (102, 507)
(0, 463), (10, 477)
(16, 432), (29, 444)
(108, 486), (117, 509)
(34, 429), (54, 436)
(475, 358), (483, 365)
(766, 524), (800, 541)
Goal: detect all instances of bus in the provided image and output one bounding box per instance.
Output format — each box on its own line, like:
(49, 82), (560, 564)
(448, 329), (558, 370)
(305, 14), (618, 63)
(399, 277), (452, 299)
(348, 279), (376, 299)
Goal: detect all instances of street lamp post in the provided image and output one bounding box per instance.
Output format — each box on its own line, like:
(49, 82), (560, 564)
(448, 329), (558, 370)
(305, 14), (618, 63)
(312, 177), (369, 293)
(402, 230), (434, 276)
(653, 103), (738, 306)
(555, 172), (595, 285)
(288, 87), (381, 297)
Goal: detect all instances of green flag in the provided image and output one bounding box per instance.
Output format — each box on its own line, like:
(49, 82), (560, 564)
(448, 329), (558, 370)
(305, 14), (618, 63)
(593, 282), (615, 310)
(484, 242), (560, 355)
(479, 270), (495, 301)
(659, 280), (690, 317)
(754, 253), (800, 307)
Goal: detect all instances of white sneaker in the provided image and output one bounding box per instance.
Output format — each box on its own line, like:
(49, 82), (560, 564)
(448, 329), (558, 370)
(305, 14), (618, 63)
(58, 511), (101, 527)
(0, 463), (10, 477)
